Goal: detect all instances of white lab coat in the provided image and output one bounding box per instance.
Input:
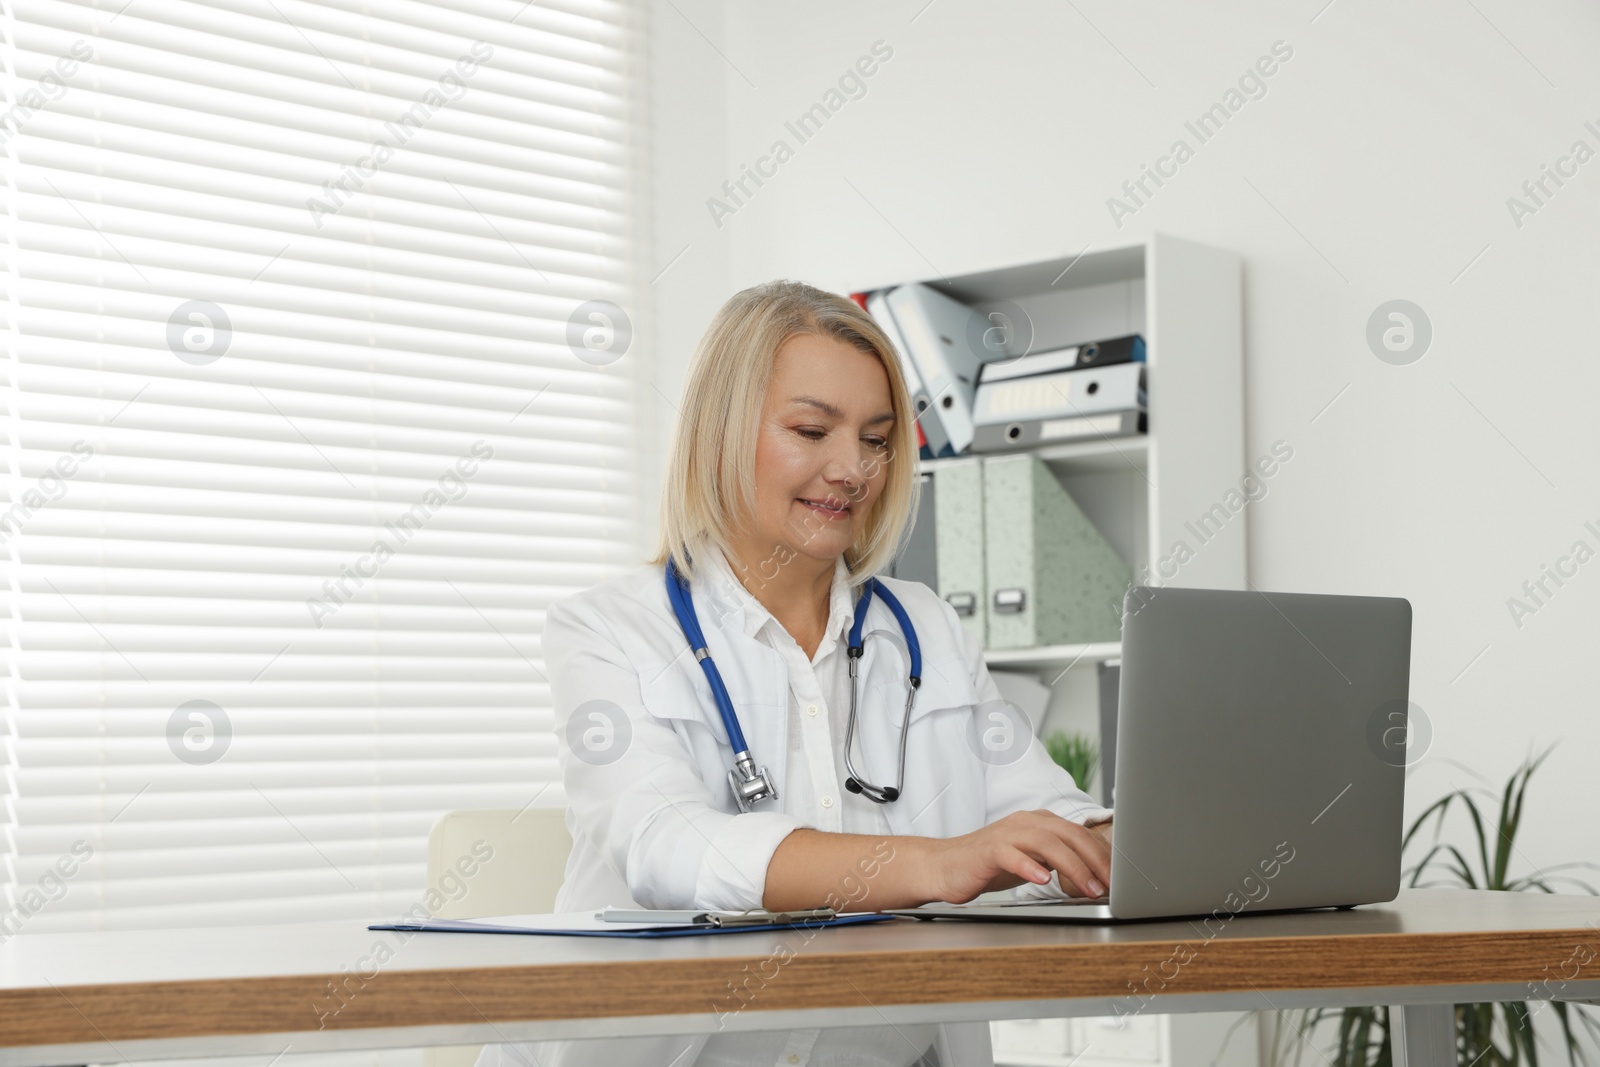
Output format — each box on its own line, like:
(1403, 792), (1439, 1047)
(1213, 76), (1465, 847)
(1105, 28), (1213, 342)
(477, 558), (1113, 1067)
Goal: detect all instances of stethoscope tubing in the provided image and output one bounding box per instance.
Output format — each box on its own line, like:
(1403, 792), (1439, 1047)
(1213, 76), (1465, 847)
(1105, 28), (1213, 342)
(840, 579), (921, 803)
(665, 558), (753, 756)
(664, 555), (920, 806)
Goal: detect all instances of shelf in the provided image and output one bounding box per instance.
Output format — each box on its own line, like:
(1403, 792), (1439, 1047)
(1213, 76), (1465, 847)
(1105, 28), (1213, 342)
(991, 1013), (1169, 1067)
(984, 641), (1120, 672)
(992, 1054), (1081, 1067)
(907, 240), (1147, 300)
(994, 1056), (1162, 1067)
(922, 435), (1148, 476)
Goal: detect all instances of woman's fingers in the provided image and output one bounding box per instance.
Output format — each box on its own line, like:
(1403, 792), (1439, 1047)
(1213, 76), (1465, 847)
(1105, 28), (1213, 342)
(1014, 830), (1103, 897)
(994, 844), (1051, 886)
(943, 812), (1114, 903)
(1012, 815), (1111, 895)
(1058, 817), (1112, 887)
(1082, 825), (1113, 879)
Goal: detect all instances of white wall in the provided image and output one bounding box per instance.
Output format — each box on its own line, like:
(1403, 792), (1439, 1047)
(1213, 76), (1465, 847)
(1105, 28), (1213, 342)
(633, 0), (733, 558)
(642, 0), (1600, 1056)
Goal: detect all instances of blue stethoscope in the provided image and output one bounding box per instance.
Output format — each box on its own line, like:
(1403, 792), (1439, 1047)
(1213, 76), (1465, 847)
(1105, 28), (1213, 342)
(665, 556), (922, 812)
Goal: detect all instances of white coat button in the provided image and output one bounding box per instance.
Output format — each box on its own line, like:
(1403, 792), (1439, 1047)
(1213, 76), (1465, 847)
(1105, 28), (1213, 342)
(807, 704), (818, 716)
(821, 795), (834, 808)
(787, 1057), (801, 1065)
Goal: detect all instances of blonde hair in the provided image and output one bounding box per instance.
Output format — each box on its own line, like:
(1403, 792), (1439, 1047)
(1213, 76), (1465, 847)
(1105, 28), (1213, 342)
(648, 279), (921, 587)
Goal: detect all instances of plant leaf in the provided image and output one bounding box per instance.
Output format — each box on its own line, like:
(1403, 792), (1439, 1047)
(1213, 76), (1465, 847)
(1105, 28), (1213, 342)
(1314, 745), (1600, 1067)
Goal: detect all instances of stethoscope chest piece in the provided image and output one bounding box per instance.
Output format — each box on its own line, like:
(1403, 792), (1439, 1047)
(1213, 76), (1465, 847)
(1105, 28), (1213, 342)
(727, 758), (778, 813)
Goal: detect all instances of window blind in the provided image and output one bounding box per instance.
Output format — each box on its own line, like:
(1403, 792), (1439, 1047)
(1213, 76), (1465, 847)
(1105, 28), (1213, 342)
(2, 0), (642, 932)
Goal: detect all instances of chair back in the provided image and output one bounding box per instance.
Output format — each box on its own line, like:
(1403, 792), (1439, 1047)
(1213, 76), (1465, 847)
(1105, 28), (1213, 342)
(423, 807), (572, 1067)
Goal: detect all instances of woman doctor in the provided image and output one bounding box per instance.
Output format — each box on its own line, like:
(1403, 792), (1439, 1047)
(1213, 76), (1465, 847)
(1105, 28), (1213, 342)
(476, 280), (1114, 1067)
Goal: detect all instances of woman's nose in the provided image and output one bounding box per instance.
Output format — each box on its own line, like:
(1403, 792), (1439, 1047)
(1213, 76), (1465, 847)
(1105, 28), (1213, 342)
(820, 437), (879, 499)
(827, 470), (868, 507)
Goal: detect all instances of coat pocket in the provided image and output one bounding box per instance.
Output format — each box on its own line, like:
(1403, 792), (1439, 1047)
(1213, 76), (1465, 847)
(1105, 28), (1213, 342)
(636, 657), (731, 747)
(856, 625), (978, 729)
(853, 679), (986, 838)
(850, 668), (978, 788)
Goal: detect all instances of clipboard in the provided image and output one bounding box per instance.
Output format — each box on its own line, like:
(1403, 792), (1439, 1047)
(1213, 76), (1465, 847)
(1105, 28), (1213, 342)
(369, 908), (897, 939)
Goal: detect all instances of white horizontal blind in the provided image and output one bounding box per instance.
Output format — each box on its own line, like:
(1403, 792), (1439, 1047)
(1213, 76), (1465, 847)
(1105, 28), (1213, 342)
(2, 0), (642, 931)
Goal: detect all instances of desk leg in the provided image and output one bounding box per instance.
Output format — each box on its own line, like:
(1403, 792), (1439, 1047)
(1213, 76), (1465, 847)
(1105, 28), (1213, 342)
(1391, 1003), (1454, 1067)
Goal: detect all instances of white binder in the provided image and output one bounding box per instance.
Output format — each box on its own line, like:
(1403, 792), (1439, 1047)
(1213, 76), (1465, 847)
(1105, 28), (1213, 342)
(973, 363), (1145, 425)
(971, 409), (1145, 453)
(867, 288), (951, 458)
(884, 283), (984, 454)
(976, 344), (1082, 383)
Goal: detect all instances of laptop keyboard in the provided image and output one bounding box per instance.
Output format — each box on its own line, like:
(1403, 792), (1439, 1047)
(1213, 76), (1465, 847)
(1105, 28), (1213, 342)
(954, 896), (1110, 908)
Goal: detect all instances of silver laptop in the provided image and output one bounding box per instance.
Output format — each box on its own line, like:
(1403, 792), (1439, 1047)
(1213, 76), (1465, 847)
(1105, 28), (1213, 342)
(892, 585), (1413, 923)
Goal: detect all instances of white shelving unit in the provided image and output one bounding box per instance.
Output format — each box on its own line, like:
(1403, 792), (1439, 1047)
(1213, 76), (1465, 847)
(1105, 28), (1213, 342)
(862, 231), (1249, 675)
(982, 640), (1122, 672)
(990, 1015), (1166, 1067)
(857, 234), (1251, 1067)
(898, 234), (1250, 665)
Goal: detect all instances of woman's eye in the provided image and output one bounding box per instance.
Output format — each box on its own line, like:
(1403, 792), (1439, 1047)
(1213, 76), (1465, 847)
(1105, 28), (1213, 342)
(795, 427), (887, 447)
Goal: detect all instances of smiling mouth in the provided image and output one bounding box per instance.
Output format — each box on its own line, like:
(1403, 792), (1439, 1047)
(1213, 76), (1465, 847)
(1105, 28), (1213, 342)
(798, 497), (850, 516)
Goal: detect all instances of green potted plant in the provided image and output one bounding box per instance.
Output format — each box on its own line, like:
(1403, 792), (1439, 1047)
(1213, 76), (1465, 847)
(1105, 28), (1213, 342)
(1250, 746), (1600, 1067)
(1044, 730), (1097, 794)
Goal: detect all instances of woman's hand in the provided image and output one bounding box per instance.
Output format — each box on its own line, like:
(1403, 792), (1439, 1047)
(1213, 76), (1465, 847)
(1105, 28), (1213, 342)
(921, 809), (1112, 904)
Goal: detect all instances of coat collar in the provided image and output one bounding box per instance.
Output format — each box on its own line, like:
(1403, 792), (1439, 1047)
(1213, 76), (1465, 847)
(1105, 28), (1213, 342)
(695, 546), (861, 659)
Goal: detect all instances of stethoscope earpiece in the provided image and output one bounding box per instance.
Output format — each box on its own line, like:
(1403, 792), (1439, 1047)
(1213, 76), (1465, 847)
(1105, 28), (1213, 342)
(665, 555), (921, 810)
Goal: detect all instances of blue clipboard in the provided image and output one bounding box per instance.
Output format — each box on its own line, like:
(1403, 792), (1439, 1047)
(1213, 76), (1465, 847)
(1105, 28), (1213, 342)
(369, 912), (897, 939)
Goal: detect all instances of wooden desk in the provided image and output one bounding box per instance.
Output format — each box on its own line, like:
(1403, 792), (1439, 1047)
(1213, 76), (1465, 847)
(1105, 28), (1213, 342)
(2, 889), (1596, 1067)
